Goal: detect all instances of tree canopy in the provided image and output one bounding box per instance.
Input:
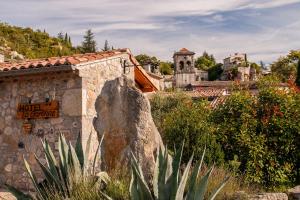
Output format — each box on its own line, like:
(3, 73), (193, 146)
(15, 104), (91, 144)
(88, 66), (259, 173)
(81, 29), (97, 53)
(195, 51), (216, 70)
(271, 50), (300, 82)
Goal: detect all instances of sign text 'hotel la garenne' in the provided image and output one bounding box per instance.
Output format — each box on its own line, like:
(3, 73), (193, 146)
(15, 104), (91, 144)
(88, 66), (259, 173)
(17, 100), (59, 119)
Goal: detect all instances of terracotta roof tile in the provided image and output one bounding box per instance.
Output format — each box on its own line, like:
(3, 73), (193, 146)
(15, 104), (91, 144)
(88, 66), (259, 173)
(0, 49), (127, 72)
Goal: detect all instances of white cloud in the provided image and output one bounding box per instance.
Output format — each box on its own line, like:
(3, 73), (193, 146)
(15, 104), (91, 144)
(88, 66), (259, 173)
(0, 0), (300, 63)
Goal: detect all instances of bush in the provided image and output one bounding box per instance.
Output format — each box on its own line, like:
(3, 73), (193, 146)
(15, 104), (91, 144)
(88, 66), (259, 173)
(151, 93), (224, 166)
(211, 77), (300, 189)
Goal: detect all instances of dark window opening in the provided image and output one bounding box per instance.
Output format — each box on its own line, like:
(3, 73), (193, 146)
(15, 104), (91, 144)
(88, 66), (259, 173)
(179, 61), (184, 70)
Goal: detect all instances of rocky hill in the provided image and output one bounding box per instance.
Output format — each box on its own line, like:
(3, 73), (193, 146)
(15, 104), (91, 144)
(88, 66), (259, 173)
(0, 22), (78, 61)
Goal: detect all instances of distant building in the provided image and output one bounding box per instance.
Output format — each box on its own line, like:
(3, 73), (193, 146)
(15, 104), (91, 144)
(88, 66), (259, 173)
(173, 48), (196, 88)
(222, 53), (256, 81)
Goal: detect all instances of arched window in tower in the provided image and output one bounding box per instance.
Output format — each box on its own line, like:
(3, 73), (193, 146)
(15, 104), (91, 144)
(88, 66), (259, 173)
(187, 61), (191, 67)
(179, 61), (184, 70)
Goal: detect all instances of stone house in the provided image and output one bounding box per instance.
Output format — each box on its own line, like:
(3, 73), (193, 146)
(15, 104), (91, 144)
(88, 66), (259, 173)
(0, 49), (157, 189)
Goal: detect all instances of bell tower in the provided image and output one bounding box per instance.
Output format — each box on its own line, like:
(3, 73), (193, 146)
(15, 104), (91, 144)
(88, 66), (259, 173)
(173, 48), (196, 88)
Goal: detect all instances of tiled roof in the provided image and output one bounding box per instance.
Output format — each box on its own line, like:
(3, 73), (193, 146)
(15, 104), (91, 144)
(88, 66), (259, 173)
(193, 88), (225, 97)
(174, 48), (195, 56)
(0, 49), (126, 72)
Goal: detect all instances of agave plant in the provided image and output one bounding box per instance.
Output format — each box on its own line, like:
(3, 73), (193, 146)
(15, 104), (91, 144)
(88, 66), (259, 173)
(130, 145), (229, 200)
(5, 132), (110, 200)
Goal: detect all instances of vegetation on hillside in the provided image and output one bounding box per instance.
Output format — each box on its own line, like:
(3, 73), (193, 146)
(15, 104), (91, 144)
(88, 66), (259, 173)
(0, 22), (78, 59)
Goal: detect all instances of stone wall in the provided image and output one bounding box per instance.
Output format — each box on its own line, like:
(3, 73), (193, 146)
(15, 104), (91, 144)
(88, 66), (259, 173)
(78, 55), (134, 152)
(0, 54), (135, 189)
(0, 71), (82, 189)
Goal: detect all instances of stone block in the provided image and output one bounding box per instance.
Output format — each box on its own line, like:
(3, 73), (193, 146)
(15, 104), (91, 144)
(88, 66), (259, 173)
(62, 89), (82, 116)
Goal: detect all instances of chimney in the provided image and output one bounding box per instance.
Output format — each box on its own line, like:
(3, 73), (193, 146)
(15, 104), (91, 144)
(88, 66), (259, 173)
(0, 54), (4, 63)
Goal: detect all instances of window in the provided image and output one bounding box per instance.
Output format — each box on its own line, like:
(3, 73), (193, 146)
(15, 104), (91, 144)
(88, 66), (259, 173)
(187, 61), (191, 67)
(179, 61), (184, 70)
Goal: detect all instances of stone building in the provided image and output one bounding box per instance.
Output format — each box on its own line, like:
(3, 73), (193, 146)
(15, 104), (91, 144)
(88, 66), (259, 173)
(222, 53), (257, 81)
(173, 48), (196, 88)
(0, 49), (157, 189)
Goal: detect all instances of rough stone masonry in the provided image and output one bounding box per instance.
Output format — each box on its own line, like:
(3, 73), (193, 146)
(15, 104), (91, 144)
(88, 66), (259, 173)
(0, 49), (161, 189)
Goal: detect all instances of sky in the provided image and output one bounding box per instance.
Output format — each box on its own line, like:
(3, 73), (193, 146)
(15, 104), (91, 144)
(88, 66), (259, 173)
(0, 0), (300, 63)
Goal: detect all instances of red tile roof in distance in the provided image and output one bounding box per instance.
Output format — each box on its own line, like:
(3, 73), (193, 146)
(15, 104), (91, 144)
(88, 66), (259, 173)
(0, 49), (126, 72)
(174, 48), (195, 56)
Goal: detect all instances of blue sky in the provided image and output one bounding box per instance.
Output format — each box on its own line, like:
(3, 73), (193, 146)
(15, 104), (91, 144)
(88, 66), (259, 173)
(1, 0), (300, 63)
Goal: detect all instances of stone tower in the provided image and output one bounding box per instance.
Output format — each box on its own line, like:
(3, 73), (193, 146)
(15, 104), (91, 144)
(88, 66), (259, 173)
(173, 48), (196, 88)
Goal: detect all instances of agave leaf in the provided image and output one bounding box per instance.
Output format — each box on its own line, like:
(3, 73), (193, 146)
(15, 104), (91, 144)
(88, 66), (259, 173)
(42, 139), (59, 179)
(75, 131), (84, 170)
(68, 142), (82, 182)
(58, 133), (69, 181)
(84, 131), (93, 174)
(24, 158), (46, 200)
(207, 176), (230, 200)
(194, 166), (214, 200)
(130, 168), (139, 200)
(153, 148), (160, 199)
(131, 161), (153, 200)
(186, 147), (206, 200)
(4, 184), (33, 200)
(175, 153), (194, 200)
(92, 134), (104, 175)
(156, 147), (167, 198)
(58, 133), (72, 195)
(168, 143), (184, 200)
(34, 154), (62, 192)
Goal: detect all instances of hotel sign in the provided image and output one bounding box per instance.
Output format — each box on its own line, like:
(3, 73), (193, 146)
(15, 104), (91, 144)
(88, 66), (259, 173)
(17, 101), (59, 119)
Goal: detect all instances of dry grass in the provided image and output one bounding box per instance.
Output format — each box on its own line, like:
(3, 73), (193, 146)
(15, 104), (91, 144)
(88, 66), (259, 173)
(205, 166), (263, 200)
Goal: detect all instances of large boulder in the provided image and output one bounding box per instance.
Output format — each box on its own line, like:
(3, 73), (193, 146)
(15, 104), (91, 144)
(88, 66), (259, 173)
(93, 76), (163, 178)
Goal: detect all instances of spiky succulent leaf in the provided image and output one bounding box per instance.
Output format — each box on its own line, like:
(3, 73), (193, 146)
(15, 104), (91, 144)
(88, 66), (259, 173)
(24, 158), (47, 200)
(168, 143), (184, 200)
(208, 176), (230, 200)
(175, 154), (194, 200)
(186, 147), (206, 200)
(75, 132), (84, 170)
(194, 166), (214, 200)
(4, 184), (33, 200)
(34, 154), (62, 192)
(92, 134), (104, 175)
(84, 131), (93, 174)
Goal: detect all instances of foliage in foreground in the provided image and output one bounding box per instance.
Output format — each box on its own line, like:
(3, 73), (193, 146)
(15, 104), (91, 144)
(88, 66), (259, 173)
(151, 93), (224, 166)
(212, 77), (300, 189)
(6, 133), (110, 200)
(130, 145), (229, 200)
(150, 76), (300, 189)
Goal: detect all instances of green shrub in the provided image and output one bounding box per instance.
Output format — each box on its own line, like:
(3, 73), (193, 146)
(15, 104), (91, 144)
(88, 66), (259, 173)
(151, 93), (224, 166)
(211, 77), (300, 189)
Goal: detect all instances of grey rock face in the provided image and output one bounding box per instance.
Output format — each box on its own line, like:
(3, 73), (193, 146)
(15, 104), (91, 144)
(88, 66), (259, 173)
(94, 76), (163, 178)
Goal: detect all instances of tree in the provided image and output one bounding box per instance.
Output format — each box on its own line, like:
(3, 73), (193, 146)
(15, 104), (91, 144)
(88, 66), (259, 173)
(250, 62), (261, 74)
(135, 54), (160, 67)
(271, 50), (300, 82)
(103, 40), (110, 51)
(81, 29), (97, 53)
(195, 51), (216, 70)
(64, 33), (68, 43)
(57, 32), (64, 40)
(296, 60), (300, 86)
(159, 62), (173, 75)
(208, 63), (223, 80)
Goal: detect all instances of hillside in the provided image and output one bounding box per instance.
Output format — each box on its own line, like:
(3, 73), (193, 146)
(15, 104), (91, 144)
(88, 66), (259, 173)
(0, 22), (78, 60)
